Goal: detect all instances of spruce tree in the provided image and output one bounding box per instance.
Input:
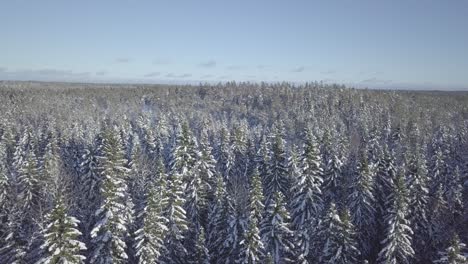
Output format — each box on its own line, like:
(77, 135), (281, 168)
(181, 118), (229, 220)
(317, 204), (360, 264)
(264, 122), (290, 201)
(163, 167), (189, 263)
(206, 174), (227, 263)
(377, 169), (414, 264)
(237, 168), (265, 264)
(37, 194), (87, 264)
(134, 178), (168, 264)
(347, 148), (376, 260)
(406, 147), (431, 262)
(237, 211), (264, 264)
(289, 128), (323, 263)
(260, 192), (295, 264)
(434, 234), (467, 264)
(89, 127), (131, 264)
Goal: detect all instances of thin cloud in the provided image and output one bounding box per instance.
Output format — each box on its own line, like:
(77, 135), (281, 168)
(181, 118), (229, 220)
(257, 65), (267, 69)
(144, 72), (161, 77)
(37, 69), (73, 75)
(165, 73), (192, 78)
(321, 69), (336, 75)
(96, 71), (107, 76)
(227, 65), (245, 70)
(361, 77), (392, 84)
(198, 60), (216, 68)
(201, 74), (213, 78)
(152, 58), (172, 65)
(1, 68), (92, 80)
(0, 67), (7, 72)
(291, 66), (305, 73)
(115, 58), (131, 63)
(218, 75), (231, 80)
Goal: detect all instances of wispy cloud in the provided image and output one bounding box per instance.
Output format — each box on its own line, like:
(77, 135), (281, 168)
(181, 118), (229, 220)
(227, 65), (245, 70)
(218, 75), (231, 80)
(198, 60), (216, 68)
(201, 74), (213, 78)
(144, 72), (161, 77)
(321, 69), (336, 75)
(0, 68), (92, 80)
(257, 65), (267, 69)
(115, 58), (131, 63)
(96, 71), (107, 76)
(152, 58), (172, 65)
(165, 73), (192, 78)
(361, 77), (392, 84)
(291, 66), (305, 73)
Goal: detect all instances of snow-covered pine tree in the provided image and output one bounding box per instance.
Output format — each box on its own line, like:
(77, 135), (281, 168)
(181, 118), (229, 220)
(163, 161), (189, 264)
(236, 167), (265, 264)
(256, 134), (270, 187)
(206, 174), (227, 263)
(89, 126), (131, 264)
(237, 210), (264, 264)
(0, 209), (28, 263)
(429, 145), (450, 196)
(170, 122), (198, 187)
(248, 168), (264, 223)
(429, 184), (451, 258)
(316, 203), (360, 264)
(229, 124), (248, 182)
(216, 126), (233, 180)
(260, 191), (295, 264)
(347, 147), (376, 261)
(77, 135), (102, 245)
(377, 168), (414, 264)
(374, 144), (397, 245)
(406, 145), (431, 262)
(322, 150), (344, 206)
(321, 130), (344, 205)
(134, 176), (168, 264)
(446, 166), (463, 215)
(192, 227), (210, 264)
(197, 130), (217, 204)
(264, 121), (290, 201)
(434, 233), (467, 264)
(289, 137), (323, 263)
(221, 193), (247, 264)
(18, 142), (41, 218)
(0, 140), (10, 235)
(37, 194), (86, 264)
(38, 131), (60, 210)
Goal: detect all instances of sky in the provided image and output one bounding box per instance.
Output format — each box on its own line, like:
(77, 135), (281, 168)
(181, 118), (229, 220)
(1, 0), (467, 90)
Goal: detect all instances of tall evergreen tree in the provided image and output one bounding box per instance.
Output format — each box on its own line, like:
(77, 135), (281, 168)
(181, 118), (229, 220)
(316, 204), (360, 264)
(406, 147), (431, 262)
(264, 122), (290, 201)
(377, 169), (414, 264)
(206, 174), (227, 263)
(89, 127), (131, 264)
(134, 176), (168, 264)
(37, 194), (87, 264)
(434, 234), (467, 264)
(163, 166), (189, 263)
(260, 192), (295, 264)
(289, 136), (323, 263)
(347, 148), (376, 261)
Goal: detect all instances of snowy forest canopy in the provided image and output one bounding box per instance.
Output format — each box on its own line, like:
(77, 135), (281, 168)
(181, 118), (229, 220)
(0, 81), (467, 263)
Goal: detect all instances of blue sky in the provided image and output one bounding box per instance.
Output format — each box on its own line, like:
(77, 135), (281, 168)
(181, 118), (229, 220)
(1, 0), (467, 89)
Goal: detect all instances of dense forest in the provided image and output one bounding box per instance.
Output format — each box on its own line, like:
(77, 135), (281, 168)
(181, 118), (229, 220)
(0, 81), (467, 263)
